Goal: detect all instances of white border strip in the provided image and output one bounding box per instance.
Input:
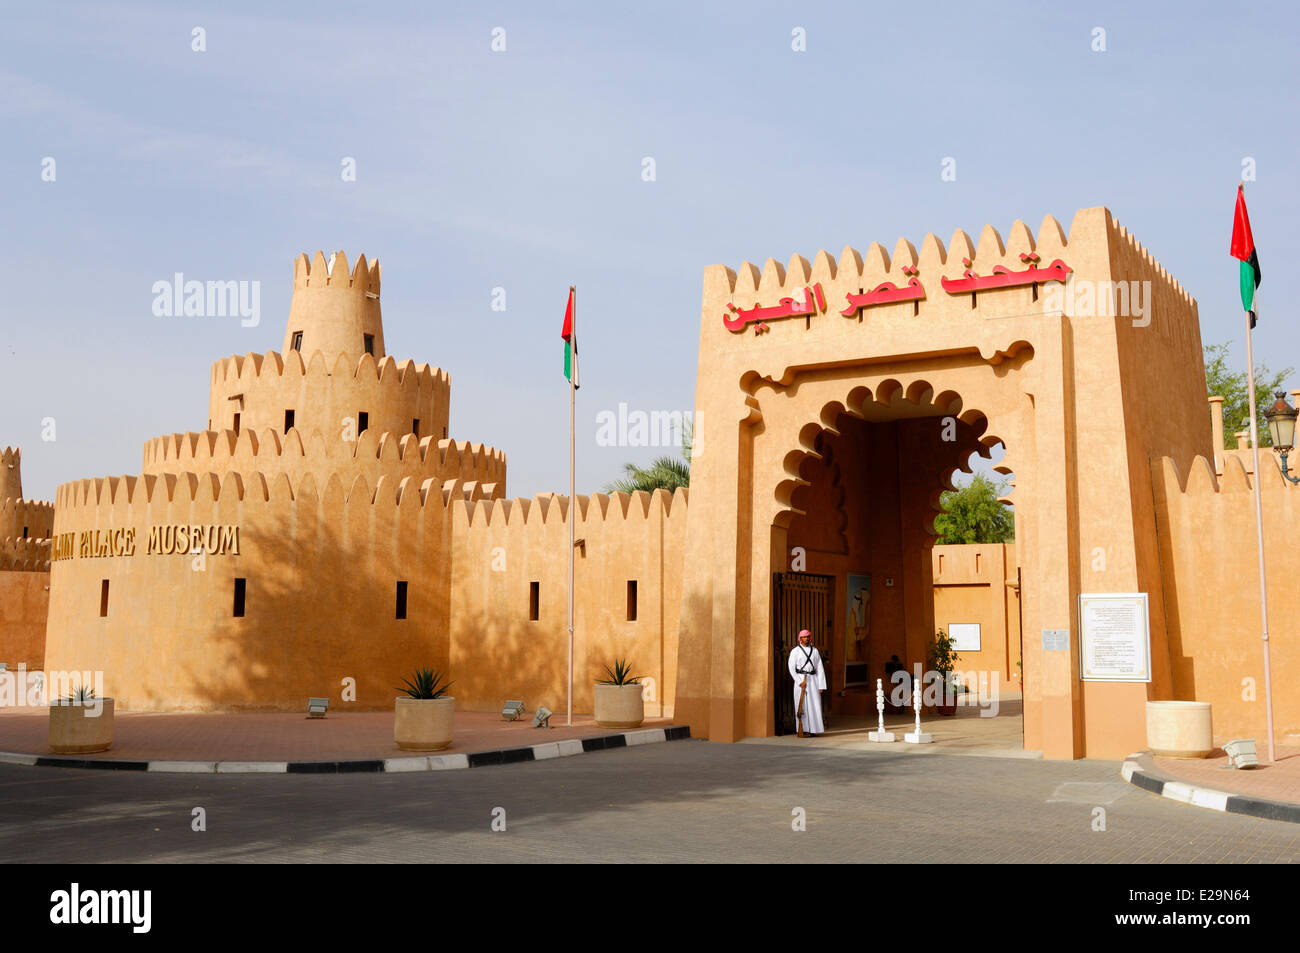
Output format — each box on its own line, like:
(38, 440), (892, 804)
(0, 726), (689, 774)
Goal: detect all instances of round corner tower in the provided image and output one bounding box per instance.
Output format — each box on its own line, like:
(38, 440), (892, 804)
(282, 250), (386, 362)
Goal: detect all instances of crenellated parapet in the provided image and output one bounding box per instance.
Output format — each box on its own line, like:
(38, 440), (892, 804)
(1152, 452), (1298, 498)
(0, 496), (55, 542)
(0, 536), (50, 572)
(209, 349), (446, 390)
(705, 212), (1084, 336)
(455, 486), (687, 529)
(141, 428), (505, 498)
(206, 349), (451, 444)
(284, 250), (385, 361)
(1106, 217), (1194, 306)
(54, 467), (479, 512)
(717, 214), (1068, 290)
(293, 249), (381, 295)
(1105, 214), (1202, 366)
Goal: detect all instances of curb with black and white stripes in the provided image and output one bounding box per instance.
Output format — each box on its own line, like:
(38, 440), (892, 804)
(0, 725), (691, 775)
(1120, 753), (1300, 824)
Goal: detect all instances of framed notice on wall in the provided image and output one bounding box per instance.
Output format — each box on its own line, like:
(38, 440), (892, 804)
(948, 622), (981, 652)
(1078, 593), (1151, 682)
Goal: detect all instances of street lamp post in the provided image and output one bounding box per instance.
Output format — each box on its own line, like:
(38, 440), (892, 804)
(1264, 391), (1300, 485)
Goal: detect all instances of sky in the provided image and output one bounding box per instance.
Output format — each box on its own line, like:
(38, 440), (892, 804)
(2, 0), (1297, 501)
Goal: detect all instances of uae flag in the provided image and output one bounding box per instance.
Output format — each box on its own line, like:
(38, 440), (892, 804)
(561, 286), (579, 388)
(1230, 185), (1262, 328)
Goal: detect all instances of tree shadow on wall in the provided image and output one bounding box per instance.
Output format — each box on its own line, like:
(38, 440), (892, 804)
(180, 496), (446, 714)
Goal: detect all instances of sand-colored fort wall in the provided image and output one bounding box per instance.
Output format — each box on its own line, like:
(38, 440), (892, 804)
(0, 571), (50, 668)
(0, 537), (51, 572)
(1, 496), (55, 543)
(43, 472), (687, 715)
(1151, 453), (1300, 744)
(0, 450), (55, 667)
(44, 469), (457, 711)
(448, 488), (687, 716)
(931, 543), (1021, 686)
(143, 428), (505, 498)
(206, 350), (451, 445)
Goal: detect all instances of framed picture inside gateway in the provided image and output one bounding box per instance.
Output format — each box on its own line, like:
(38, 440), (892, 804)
(845, 572), (872, 688)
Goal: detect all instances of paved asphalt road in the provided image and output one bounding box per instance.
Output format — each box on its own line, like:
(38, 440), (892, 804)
(1, 740), (1296, 863)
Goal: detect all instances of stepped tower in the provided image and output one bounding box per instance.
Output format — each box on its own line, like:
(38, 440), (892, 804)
(140, 250), (506, 495)
(45, 249), (513, 709)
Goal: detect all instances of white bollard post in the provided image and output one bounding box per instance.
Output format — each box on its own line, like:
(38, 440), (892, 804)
(868, 678), (895, 742)
(904, 679), (932, 744)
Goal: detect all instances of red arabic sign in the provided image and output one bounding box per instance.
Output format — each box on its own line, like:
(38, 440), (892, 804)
(724, 283), (827, 333)
(841, 264), (926, 318)
(939, 253), (1071, 294)
(723, 256), (1071, 332)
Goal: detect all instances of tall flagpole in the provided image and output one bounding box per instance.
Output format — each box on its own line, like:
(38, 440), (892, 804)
(567, 285), (576, 727)
(1239, 192), (1275, 761)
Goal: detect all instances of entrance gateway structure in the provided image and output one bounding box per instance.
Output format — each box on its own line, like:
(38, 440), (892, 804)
(33, 207), (1291, 761)
(675, 206), (1208, 760)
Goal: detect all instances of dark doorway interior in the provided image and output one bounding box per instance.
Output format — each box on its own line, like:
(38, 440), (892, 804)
(772, 571), (834, 735)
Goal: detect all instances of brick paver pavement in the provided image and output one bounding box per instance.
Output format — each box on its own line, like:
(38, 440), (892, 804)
(0, 708), (672, 761)
(1, 740), (1296, 863)
(1151, 744), (1300, 805)
(753, 693), (1030, 756)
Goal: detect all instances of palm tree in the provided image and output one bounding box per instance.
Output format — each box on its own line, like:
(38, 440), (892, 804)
(603, 417), (693, 493)
(604, 456), (689, 494)
(605, 416), (696, 491)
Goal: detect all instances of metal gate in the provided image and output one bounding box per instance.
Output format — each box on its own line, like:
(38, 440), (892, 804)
(773, 572), (835, 735)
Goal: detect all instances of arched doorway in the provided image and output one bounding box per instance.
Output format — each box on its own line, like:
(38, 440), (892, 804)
(768, 376), (1022, 741)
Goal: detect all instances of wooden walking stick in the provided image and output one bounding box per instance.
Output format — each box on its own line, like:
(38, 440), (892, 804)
(796, 676), (807, 738)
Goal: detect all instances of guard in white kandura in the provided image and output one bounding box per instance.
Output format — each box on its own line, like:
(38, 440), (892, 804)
(788, 628), (827, 736)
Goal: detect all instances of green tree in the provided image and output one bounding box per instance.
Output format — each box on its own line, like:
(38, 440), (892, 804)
(934, 474), (1015, 544)
(1204, 342), (1293, 449)
(604, 417), (693, 494)
(604, 456), (690, 494)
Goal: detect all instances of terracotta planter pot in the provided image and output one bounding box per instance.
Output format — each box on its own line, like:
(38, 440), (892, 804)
(1146, 700), (1213, 758)
(49, 698), (114, 754)
(394, 696), (455, 751)
(594, 683), (644, 729)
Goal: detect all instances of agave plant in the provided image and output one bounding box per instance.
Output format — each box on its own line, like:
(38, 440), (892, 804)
(397, 668), (453, 699)
(598, 658), (642, 686)
(62, 686), (96, 704)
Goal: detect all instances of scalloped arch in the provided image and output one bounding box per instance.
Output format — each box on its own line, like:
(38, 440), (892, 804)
(768, 381), (1014, 535)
